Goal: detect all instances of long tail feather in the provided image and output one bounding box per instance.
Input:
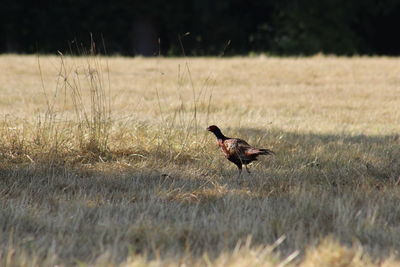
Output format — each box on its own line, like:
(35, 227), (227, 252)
(245, 148), (275, 156)
(259, 148), (275, 155)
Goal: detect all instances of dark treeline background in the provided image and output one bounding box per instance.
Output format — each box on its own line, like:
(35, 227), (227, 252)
(1, 0), (400, 56)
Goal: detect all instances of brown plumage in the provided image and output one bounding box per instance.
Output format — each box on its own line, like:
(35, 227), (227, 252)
(207, 125), (274, 176)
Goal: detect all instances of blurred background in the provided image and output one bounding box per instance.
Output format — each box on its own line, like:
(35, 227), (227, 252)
(1, 0), (400, 56)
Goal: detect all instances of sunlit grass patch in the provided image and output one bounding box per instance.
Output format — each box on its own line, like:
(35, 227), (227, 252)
(1, 54), (400, 266)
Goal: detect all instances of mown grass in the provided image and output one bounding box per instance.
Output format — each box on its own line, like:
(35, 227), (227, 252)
(0, 54), (400, 266)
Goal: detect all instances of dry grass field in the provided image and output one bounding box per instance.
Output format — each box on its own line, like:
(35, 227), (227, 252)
(1, 54), (400, 266)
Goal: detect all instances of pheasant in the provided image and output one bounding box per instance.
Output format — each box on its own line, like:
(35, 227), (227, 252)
(207, 125), (274, 176)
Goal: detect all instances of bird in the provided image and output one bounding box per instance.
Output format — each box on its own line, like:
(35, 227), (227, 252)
(207, 125), (274, 176)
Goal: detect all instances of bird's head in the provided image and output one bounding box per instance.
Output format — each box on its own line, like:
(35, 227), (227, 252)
(207, 125), (226, 139)
(207, 125), (220, 132)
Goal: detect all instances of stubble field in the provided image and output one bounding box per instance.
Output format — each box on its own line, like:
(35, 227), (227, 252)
(1, 54), (400, 266)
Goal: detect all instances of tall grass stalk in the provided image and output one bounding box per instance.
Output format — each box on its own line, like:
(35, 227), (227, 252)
(152, 34), (216, 162)
(35, 39), (112, 162)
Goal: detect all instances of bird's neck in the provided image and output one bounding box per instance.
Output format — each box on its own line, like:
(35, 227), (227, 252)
(213, 130), (227, 140)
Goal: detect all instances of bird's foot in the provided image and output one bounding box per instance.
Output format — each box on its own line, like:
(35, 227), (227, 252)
(245, 166), (251, 174)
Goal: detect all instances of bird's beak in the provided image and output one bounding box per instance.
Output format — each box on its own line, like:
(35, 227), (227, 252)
(206, 126), (211, 131)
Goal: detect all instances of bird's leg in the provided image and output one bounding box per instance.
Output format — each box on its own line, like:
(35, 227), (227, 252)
(237, 168), (242, 179)
(245, 165), (251, 174)
(236, 164), (242, 179)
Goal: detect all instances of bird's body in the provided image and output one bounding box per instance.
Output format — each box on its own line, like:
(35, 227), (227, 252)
(207, 125), (274, 176)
